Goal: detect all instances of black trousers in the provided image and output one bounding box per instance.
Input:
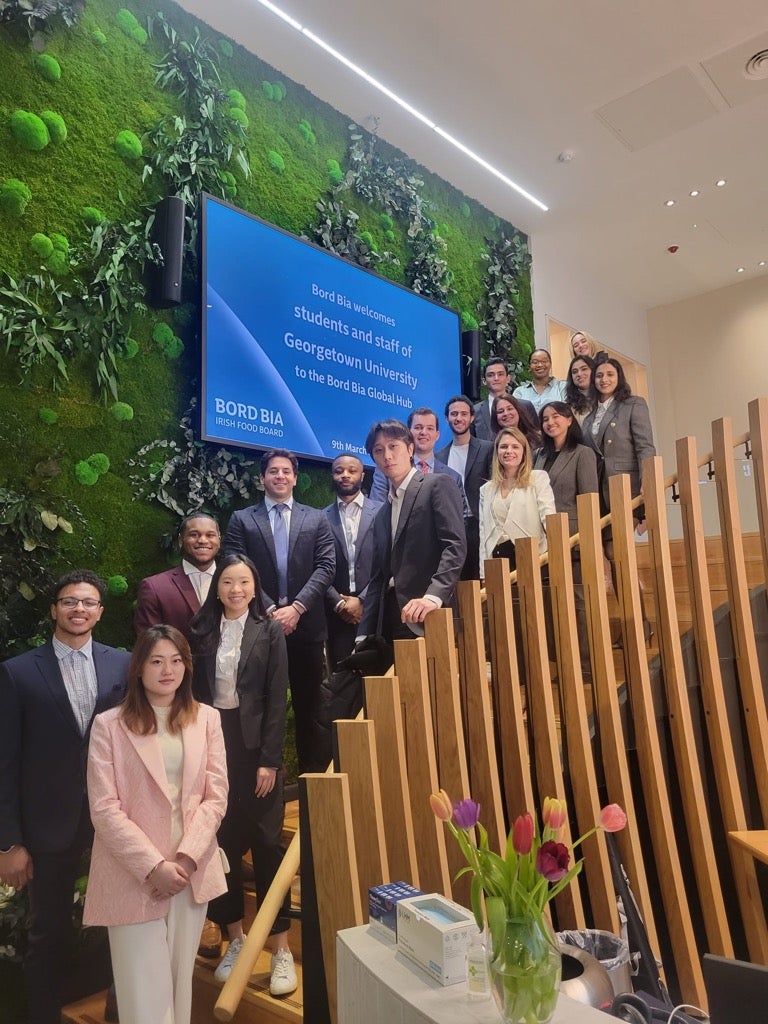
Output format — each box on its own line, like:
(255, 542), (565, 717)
(286, 637), (326, 774)
(207, 709), (291, 935)
(25, 807), (97, 1024)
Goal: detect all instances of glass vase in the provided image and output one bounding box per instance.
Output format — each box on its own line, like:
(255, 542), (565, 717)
(487, 914), (562, 1024)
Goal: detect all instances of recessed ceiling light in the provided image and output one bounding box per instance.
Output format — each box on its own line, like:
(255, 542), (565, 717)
(692, 223), (698, 229)
(737, 267), (745, 273)
(716, 179), (727, 187)
(689, 189), (700, 197)
(664, 199), (675, 207)
(253, 0), (549, 211)
(759, 261), (766, 267)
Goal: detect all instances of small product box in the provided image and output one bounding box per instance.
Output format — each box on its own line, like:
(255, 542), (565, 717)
(368, 881), (423, 941)
(396, 893), (477, 986)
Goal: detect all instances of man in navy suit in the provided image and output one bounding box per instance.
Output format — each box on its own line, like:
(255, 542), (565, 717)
(360, 420), (466, 642)
(324, 454), (382, 669)
(369, 406), (468, 506)
(134, 512), (221, 639)
(223, 448), (335, 773)
(0, 570), (130, 1024)
(436, 395), (494, 580)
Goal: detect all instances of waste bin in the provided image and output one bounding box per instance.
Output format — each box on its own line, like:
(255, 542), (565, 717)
(557, 928), (632, 997)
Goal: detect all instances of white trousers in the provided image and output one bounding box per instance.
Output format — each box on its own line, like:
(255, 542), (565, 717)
(108, 887), (207, 1024)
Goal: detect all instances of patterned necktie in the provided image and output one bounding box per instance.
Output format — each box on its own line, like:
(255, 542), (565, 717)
(274, 503), (289, 604)
(419, 459), (429, 473)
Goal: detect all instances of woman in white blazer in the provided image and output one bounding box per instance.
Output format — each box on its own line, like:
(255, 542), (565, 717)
(478, 426), (555, 577)
(85, 624), (228, 1024)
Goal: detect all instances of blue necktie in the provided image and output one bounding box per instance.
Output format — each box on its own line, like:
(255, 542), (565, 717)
(274, 503), (289, 604)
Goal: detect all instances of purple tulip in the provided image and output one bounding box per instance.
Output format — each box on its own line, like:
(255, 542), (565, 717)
(452, 798), (481, 830)
(536, 840), (570, 882)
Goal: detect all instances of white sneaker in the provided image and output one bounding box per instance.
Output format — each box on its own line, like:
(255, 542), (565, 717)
(270, 948), (297, 996)
(214, 936), (243, 983)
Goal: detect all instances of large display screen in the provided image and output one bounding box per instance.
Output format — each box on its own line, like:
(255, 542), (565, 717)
(200, 194), (461, 463)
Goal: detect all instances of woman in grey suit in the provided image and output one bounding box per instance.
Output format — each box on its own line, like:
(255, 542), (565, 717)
(581, 357), (656, 525)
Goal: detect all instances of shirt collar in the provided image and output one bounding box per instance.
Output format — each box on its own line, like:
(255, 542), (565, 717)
(265, 496), (294, 513)
(182, 558), (215, 577)
(388, 466), (418, 502)
(220, 610), (249, 630)
(52, 635), (93, 660)
(338, 491), (365, 512)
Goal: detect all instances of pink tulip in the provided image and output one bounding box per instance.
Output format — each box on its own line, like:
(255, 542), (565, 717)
(542, 796), (567, 833)
(512, 813), (534, 855)
(429, 789), (453, 822)
(536, 840), (570, 882)
(599, 804), (627, 833)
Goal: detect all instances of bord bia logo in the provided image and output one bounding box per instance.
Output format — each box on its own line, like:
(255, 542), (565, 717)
(214, 399), (283, 425)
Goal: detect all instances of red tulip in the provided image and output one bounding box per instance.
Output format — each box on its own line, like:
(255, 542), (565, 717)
(536, 840), (570, 882)
(512, 813), (534, 855)
(599, 804), (627, 833)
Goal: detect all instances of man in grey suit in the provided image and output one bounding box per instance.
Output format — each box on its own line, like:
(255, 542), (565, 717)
(0, 570), (129, 1024)
(223, 448), (335, 773)
(359, 420), (466, 642)
(435, 395), (494, 580)
(324, 454), (382, 668)
(473, 357), (536, 440)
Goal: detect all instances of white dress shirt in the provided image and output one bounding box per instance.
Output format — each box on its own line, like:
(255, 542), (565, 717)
(214, 611), (249, 709)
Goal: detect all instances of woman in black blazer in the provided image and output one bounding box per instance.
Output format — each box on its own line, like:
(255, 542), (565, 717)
(535, 403), (599, 679)
(190, 554), (296, 997)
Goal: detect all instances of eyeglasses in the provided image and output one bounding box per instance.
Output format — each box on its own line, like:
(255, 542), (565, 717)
(530, 360), (550, 367)
(56, 598), (101, 609)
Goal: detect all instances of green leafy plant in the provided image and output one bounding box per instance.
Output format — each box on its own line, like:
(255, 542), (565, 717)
(128, 402), (261, 517)
(11, 110), (49, 151)
(0, 178), (32, 216)
(478, 231), (532, 377)
(0, 0), (83, 35)
(0, 271), (76, 386)
(149, 12), (222, 108)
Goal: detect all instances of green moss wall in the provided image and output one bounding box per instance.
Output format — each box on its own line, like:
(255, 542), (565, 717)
(0, 0), (531, 653)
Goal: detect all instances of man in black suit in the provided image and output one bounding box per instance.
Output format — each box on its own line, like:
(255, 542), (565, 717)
(223, 448), (335, 773)
(473, 357), (536, 440)
(0, 570), (130, 1024)
(324, 454), (382, 669)
(359, 420), (466, 642)
(435, 395), (494, 580)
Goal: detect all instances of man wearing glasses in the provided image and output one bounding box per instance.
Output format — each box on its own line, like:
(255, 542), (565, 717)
(0, 570), (129, 1024)
(513, 348), (567, 415)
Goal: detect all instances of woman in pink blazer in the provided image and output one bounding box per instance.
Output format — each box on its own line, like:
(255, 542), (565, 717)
(84, 624), (228, 1024)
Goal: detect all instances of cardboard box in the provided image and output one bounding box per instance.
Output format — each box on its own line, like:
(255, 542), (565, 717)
(368, 881), (423, 940)
(396, 893), (477, 985)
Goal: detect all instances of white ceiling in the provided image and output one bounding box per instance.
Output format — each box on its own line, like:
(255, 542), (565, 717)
(176, 0), (768, 310)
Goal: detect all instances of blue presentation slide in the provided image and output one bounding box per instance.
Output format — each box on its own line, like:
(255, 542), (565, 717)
(201, 196), (461, 463)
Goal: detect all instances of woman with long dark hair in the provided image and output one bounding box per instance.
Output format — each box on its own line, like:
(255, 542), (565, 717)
(478, 426), (555, 575)
(490, 394), (541, 448)
(564, 355), (596, 424)
(190, 554), (295, 997)
(84, 625), (228, 1024)
(581, 357), (655, 523)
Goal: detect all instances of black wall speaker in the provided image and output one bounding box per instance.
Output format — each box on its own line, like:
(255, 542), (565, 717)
(461, 329), (482, 401)
(148, 195), (185, 308)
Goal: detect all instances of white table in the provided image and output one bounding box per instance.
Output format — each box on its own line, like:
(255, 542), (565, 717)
(337, 924), (613, 1024)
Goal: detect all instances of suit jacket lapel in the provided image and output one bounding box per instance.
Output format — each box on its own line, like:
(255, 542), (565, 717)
(393, 473), (422, 548)
(171, 566), (200, 616)
(35, 644), (80, 736)
(594, 404), (613, 452)
(465, 438), (479, 477)
(547, 448), (576, 487)
(237, 617), (259, 684)
(181, 709), (205, 806)
(327, 503), (346, 551)
(287, 502), (305, 553)
(254, 503), (277, 572)
(120, 719), (170, 802)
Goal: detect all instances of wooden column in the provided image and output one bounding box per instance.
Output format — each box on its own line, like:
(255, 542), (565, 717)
(335, 719), (389, 908)
(392, 639), (452, 896)
(546, 512), (619, 933)
(363, 675), (419, 886)
(456, 579), (506, 853)
(712, 417), (768, 822)
(484, 557), (535, 819)
(577, 491), (661, 959)
(748, 397), (768, 585)
(516, 536), (584, 929)
(676, 435), (768, 963)
(609, 473), (705, 1007)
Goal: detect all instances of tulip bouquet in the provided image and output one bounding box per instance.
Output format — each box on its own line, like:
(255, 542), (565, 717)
(430, 791), (627, 1023)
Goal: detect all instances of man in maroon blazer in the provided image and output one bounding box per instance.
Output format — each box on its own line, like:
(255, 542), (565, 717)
(134, 513), (221, 640)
